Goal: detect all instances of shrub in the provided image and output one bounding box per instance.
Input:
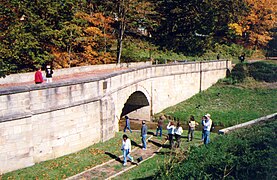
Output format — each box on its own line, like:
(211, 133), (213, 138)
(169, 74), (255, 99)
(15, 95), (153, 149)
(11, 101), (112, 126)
(248, 62), (277, 82)
(230, 63), (247, 83)
(227, 61), (277, 84)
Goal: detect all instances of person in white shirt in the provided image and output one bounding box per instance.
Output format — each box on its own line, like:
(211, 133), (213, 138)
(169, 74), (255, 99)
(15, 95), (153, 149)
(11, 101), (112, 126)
(206, 113), (214, 132)
(203, 115), (211, 145)
(167, 121), (175, 149)
(121, 134), (133, 166)
(174, 122), (183, 148)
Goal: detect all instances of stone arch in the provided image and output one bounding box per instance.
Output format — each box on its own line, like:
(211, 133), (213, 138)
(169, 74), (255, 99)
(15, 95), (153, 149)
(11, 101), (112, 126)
(120, 86), (151, 121)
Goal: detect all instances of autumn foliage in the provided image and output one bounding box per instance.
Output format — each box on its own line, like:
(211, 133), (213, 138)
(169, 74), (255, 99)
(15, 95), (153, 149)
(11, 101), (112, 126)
(0, 0), (276, 76)
(53, 12), (116, 68)
(229, 0), (277, 48)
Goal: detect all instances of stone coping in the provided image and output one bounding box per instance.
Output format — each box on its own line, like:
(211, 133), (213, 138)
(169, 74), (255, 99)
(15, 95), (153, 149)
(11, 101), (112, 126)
(0, 60), (230, 95)
(218, 113), (277, 135)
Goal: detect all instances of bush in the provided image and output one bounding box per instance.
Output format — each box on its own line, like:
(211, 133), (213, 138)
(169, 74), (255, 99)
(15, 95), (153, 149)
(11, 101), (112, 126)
(154, 120), (277, 180)
(248, 62), (277, 82)
(227, 62), (277, 84)
(230, 63), (247, 83)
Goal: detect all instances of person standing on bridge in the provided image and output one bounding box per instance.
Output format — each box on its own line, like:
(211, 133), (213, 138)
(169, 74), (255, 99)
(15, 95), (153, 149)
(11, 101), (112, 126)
(121, 134), (134, 166)
(124, 116), (132, 133)
(34, 67), (44, 84)
(45, 64), (53, 83)
(141, 120), (148, 150)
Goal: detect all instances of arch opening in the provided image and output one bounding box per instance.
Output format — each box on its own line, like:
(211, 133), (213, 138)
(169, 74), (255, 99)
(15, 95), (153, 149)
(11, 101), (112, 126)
(120, 91), (150, 121)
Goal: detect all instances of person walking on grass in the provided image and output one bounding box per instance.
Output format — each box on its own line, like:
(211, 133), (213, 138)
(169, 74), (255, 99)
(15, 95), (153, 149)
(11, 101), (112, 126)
(123, 116), (132, 133)
(188, 115), (199, 142)
(174, 122), (183, 148)
(167, 121), (175, 149)
(141, 120), (148, 150)
(121, 134), (133, 166)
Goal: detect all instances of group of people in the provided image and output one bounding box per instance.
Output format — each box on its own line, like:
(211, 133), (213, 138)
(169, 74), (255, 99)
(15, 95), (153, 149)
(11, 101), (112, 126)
(121, 114), (214, 166)
(34, 65), (53, 84)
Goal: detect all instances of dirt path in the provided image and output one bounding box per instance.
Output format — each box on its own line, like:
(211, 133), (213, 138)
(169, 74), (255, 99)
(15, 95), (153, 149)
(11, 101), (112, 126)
(67, 134), (166, 180)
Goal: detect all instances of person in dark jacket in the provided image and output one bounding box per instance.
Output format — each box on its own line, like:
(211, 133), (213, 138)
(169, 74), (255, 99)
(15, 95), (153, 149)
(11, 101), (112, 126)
(34, 67), (43, 84)
(141, 120), (148, 150)
(156, 118), (163, 137)
(123, 116), (132, 133)
(45, 64), (53, 83)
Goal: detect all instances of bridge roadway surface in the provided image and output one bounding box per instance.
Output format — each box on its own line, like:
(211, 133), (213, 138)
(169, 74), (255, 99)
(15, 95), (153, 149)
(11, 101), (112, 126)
(0, 67), (127, 88)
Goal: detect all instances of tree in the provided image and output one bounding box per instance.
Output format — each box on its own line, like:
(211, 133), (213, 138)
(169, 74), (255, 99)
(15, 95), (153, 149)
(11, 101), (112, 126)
(154, 0), (249, 55)
(0, 0), (75, 75)
(240, 0), (277, 48)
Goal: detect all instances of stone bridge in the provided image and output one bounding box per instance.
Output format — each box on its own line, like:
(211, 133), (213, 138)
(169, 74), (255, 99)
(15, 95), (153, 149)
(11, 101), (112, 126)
(0, 60), (231, 173)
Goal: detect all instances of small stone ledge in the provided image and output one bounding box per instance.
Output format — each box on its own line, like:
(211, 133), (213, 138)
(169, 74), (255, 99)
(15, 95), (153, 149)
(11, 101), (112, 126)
(218, 113), (277, 135)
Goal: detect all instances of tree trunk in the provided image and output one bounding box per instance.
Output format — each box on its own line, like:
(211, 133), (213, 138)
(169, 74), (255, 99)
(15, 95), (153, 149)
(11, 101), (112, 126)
(116, 0), (126, 64)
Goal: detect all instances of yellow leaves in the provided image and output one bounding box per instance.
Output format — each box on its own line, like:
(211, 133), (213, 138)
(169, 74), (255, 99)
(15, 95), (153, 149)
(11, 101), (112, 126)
(239, 0), (277, 47)
(228, 23), (243, 36)
(84, 27), (103, 37)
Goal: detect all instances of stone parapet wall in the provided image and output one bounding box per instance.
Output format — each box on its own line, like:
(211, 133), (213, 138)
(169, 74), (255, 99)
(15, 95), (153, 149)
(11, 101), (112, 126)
(0, 60), (231, 173)
(0, 61), (152, 84)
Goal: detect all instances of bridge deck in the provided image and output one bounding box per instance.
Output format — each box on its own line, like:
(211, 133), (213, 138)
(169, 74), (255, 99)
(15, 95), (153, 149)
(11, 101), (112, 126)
(0, 68), (126, 88)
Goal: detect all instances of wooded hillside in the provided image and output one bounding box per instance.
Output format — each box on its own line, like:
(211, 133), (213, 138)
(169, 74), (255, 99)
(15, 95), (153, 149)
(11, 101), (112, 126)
(0, 0), (276, 77)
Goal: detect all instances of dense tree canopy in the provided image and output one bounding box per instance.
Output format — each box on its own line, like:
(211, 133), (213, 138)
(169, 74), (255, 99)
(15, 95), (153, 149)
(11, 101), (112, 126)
(0, 0), (276, 77)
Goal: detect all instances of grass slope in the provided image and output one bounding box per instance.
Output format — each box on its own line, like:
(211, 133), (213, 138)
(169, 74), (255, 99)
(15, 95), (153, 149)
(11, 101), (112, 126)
(160, 83), (277, 127)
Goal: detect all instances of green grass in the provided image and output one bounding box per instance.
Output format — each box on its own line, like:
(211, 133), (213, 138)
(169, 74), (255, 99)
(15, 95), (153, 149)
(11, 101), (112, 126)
(157, 83), (277, 127)
(2, 132), (142, 180)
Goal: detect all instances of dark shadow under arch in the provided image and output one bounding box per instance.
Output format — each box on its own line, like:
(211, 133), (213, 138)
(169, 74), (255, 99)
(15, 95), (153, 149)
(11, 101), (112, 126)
(120, 91), (150, 118)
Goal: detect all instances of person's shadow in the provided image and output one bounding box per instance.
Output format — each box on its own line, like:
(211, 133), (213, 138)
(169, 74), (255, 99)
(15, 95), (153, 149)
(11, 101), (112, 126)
(131, 140), (142, 148)
(104, 152), (122, 163)
(148, 139), (164, 148)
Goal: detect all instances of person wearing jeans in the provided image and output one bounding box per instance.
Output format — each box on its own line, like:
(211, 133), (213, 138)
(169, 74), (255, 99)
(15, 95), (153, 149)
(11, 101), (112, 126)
(141, 120), (148, 150)
(156, 119), (163, 137)
(203, 115), (211, 145)
(123, 116), (132, 133)
(121, 134), (133, 166)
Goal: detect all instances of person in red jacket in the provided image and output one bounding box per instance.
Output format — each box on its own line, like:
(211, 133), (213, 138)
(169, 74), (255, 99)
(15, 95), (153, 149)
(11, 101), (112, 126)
(34, 67), (43, 84)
